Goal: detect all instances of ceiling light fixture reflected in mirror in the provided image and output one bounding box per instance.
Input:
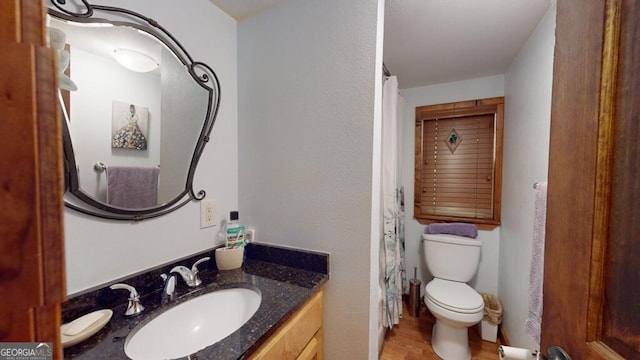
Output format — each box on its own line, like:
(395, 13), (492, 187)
(113, 48), (159, 72)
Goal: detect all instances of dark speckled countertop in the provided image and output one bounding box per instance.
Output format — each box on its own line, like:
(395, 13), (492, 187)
(62, 243), (329, 359)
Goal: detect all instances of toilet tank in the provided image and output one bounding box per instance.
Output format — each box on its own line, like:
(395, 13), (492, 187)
(422, 233), (482, 282)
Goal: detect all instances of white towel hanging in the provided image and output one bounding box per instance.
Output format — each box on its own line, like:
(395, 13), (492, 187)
(525, 181), (547, 343)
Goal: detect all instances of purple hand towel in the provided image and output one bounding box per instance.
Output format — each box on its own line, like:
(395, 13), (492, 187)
(107, 165), (160, 209)
(425, 222), (478, 238)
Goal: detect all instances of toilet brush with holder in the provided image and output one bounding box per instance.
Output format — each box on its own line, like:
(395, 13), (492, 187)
(408, 266), (422, 317)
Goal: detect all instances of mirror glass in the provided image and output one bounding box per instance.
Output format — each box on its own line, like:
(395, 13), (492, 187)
(48, 1), (220, 220)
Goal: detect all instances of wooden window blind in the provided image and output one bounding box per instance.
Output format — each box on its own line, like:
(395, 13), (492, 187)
(414, 98), (503, 229)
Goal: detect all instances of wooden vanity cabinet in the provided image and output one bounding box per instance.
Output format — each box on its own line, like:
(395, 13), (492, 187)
(249, 289), (324, 360)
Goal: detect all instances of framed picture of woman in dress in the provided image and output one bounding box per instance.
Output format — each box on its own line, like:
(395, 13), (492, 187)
(111, 100), (149, 150)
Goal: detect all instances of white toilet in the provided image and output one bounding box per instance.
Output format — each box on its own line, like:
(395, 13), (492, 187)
(422, 233), (484, 360)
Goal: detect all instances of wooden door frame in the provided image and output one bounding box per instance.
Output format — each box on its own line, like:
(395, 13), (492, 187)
(0, 1), (66, 359)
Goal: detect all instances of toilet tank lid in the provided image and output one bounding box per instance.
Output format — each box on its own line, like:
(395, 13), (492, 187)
(422, 233), (482, 246)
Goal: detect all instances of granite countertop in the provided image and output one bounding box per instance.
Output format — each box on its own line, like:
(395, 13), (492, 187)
(62, 243), (329, 360)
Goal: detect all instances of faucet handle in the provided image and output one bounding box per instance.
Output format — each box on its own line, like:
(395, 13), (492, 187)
(110, 283), (140, 298)
(191, 257), (210, 273)
(110, 283), (145, 316)
(190, 257), (210, 287)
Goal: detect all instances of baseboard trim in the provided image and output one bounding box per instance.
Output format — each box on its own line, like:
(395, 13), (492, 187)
(499, 325), (510, 346)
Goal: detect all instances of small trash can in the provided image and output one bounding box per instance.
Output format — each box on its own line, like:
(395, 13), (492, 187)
(479, 292), (502, 342)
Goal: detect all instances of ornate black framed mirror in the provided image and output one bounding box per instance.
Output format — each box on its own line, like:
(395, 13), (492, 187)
(48, 0), (221, 220)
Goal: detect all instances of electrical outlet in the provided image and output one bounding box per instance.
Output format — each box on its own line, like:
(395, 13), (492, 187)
(200, 200), (216, 228)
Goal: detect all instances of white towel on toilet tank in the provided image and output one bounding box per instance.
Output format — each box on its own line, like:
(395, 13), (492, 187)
(525, 181), (547, 343)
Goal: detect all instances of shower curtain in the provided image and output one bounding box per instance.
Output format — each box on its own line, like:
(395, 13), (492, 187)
(381, 75), (406, 328)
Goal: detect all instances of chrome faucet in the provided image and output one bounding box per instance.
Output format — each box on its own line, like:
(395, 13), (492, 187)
(170, 257), (210, 287)
(110, 283), (145, 316)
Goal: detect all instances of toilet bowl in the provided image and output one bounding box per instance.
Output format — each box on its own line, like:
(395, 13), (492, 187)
(425, 278), (484, 359)
(422, 233), (484, 360)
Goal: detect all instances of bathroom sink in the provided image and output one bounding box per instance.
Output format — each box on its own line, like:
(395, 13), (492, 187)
(124, 287), (261, 359)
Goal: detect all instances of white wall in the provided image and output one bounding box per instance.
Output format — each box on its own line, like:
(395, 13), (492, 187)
(62, 0), (238, 294)
(400, 75), (505, 296)
(500, 3), (556, 350)
(237, 0), (382, 358)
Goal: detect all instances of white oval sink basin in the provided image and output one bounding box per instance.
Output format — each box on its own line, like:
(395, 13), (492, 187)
(124, 287), (261, 360)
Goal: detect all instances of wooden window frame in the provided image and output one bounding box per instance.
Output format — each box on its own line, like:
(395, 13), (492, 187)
(414, 97), (503, 230)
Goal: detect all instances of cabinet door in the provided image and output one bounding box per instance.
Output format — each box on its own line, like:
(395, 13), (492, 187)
(296, 336), (319, 360)
(249, 290), (323, 360)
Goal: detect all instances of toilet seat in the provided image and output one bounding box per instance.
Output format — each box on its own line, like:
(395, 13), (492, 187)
(425, 279), (484, 314)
